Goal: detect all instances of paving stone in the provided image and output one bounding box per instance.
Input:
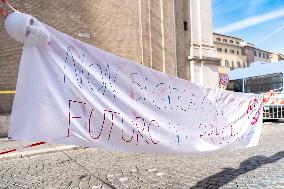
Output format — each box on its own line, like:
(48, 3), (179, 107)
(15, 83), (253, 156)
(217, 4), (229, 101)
(0, 124), (284, 188)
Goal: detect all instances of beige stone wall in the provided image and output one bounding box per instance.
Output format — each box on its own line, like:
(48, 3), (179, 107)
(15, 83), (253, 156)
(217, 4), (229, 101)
(271, 54), (279, 62)
(0, 0), (220, 113)
(271, 53), (284, 62)
(0, 0), (144, 112)
(213, 33), (247, 69)
(175, 0), (190, 80)
(217, 45), (247, 68)
(0, 0), (180, 113)
(203, 63), (219, 88)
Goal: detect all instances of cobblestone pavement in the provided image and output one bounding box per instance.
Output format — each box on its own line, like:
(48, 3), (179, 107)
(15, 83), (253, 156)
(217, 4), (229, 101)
(0, 123), (284, 189)
(0, 138), (65, 153)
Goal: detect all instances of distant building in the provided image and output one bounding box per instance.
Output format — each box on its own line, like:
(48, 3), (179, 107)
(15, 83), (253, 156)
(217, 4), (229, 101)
(213, 33), (275, 71)
(213, 33), (247, 70)
(242, 42), (272, 65)
(271, 53), (284, 62)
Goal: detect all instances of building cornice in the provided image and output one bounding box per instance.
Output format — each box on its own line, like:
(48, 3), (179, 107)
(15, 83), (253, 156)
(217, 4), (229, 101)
(188, 55), (221, 64)
(214, 41), (242, 48)
(191, 43), (215, 49)
(213, 32), (243, 41)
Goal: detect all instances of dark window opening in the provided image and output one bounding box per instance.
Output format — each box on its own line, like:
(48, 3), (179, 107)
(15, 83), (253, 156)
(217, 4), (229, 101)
(237, 61), (241, 68)
(225, 60), (229, 67)
(184, 21), (188, 31)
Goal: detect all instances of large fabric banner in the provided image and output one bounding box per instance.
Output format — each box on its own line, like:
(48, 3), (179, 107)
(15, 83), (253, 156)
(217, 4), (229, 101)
(9, 20), (263, 155)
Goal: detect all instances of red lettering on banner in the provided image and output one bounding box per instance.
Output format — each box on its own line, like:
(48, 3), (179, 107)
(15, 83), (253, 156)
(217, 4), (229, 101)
(121, 118), (134, 143)
(68, 100), (87, 137)
(68, 99), (159, 145)
(121, 117), (160, 145)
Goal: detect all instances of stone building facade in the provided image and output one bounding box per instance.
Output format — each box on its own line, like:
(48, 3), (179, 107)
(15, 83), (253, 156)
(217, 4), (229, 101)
(243, 43), (272, 65)
(270, 53), (284, 63)
(213, 33), (280, 72)
(0, 0), (220, 113)
(214, 33), (247, 70)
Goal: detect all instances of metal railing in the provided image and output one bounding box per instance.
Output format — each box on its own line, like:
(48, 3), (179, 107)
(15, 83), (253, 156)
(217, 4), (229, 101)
(263, 104), (284, 120)
(262, 89), (284, 120)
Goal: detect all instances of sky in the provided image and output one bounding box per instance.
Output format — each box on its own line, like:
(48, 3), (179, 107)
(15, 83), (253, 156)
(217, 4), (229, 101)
(212, 0), (284, 54)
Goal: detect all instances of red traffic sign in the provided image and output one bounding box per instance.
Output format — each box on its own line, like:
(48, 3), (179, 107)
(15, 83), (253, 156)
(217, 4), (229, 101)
(219, 74), (229, 85)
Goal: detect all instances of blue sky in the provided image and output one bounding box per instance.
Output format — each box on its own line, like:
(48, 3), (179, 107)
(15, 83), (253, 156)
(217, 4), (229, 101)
(213, 0), (284, 54)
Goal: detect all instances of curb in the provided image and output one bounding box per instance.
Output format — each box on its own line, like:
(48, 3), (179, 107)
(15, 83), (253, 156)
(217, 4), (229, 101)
(0, 145), (80, 160)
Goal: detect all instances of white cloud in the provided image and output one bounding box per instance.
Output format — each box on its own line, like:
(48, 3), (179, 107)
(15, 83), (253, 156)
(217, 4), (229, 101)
(214, 8), (284, 34)
(255, 24), (284, 45)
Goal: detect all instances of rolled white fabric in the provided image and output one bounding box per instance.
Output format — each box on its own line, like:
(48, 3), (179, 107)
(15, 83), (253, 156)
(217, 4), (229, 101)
(5, 12), (50, 46)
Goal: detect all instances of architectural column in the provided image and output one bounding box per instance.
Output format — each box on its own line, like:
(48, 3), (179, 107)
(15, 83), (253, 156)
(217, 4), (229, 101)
(188, 0), (221, 88)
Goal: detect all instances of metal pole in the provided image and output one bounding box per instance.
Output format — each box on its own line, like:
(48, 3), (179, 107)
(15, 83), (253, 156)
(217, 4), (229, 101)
(242, 78), (245, 93)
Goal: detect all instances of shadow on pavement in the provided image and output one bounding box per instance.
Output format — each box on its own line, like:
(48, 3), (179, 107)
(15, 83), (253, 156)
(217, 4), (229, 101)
(191, 151), (284, 189)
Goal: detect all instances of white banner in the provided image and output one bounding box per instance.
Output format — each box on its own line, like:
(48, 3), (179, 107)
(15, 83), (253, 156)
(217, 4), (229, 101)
(9, 21), (263, 155)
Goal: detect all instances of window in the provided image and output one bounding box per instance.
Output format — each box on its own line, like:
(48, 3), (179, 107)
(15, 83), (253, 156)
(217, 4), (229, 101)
(267, 54), (269, 59)
(236, 41), (240, 45)
(231, 61), (235, 69)
(243, 62), (246, 68)
(183, 21), (188, 31)
(237, 51), (240, 55)
(254, 51), (257, 56)
(217, 48), (222, 52)
(263, 53), (265, 58)
(230, 50), (235, 54)
(229, 40), (234, 43)
(225, 60), (229, 67)
(223, 39), (227, 42)
(217, 38), (221, 41)
(259, 52), (261, 57)
(237, 61), (241, 68)
(224, 49), (228, 53)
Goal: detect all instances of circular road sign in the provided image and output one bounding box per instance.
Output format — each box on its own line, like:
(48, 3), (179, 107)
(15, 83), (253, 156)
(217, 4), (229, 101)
(219, 74), (229, 85)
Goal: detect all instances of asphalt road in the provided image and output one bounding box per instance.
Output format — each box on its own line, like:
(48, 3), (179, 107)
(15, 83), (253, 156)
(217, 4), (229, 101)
(0, 122), (284, 189)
